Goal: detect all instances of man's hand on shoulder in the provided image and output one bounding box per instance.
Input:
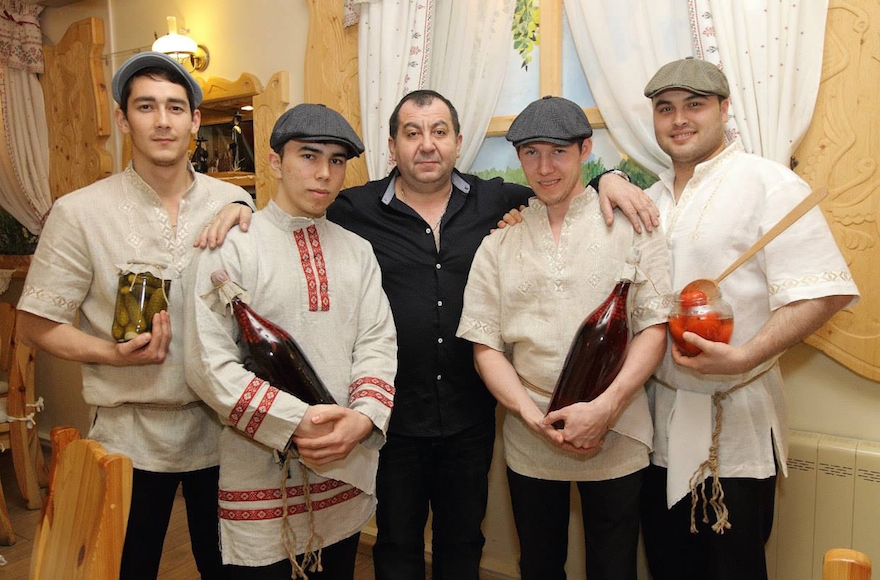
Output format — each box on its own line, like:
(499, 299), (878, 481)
(596, 173), (659, 234)
(194, 203), (253, 250)
(492, 205), (526, 232)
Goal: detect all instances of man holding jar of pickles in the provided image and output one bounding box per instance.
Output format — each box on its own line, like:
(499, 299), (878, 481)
(17, 52), (253, 579)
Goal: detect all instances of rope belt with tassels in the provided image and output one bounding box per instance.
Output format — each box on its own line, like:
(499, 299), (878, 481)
(654, 366), (772, 535)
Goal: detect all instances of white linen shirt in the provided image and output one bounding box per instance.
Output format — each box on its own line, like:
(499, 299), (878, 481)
(458, 190), (671, 482)
(648, 140), (859, 496)
(18, 165), (252, 472)
(184, 201), (397, 566)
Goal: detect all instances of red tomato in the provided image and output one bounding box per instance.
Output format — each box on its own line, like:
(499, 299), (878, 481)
(668, 313), (734, 357)
(668, 315), (702, 356)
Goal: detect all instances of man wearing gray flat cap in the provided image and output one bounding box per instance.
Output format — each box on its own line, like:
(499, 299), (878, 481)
(457, 96), (670, 580)
(184, 102), (397, 579)
(596, 56), (857, 580)
(18, 51), (255, 579)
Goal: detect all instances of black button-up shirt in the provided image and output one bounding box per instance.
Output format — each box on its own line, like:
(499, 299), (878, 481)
(328, 169), (532, 437)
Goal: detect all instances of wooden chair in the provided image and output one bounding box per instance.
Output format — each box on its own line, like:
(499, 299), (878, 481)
(29, 426), (133, 580)
(824, 549), (872, 580)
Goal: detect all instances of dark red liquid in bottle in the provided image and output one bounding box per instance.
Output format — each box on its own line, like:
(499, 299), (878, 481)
(230, 295), (336, 406)
(546, 280), (631, 428)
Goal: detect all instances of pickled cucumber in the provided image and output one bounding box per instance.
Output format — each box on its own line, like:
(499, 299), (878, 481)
(144, 286), (168, 322)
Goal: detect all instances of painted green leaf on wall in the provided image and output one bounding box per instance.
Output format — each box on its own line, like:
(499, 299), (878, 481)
(512, 0), (540, 70)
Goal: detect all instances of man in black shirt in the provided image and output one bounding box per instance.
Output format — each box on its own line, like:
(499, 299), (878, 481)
(328, 90), (529, 580)
(328, 90), (657, 580)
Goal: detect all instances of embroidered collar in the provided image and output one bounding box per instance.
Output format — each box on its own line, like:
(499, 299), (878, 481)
(263, 199), (323, 231)
(657, 138), (744, 198)
(124, 162), (199, 200)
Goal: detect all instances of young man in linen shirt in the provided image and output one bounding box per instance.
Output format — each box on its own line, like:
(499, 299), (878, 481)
(184, 104), (396, 580)
(16, 52), (254, 579)
(457, 96), (671, 580)
(600, 57), (859, 580)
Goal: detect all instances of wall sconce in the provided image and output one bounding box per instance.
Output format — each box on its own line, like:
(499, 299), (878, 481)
(152, 16), (210, 73)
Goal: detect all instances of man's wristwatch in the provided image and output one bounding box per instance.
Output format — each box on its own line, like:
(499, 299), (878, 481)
(588, 168), (631, 192)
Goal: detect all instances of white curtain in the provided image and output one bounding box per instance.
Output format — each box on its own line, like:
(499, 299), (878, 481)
(690, 0), (830, 164)
(0, 67), (51, 234)
(0, 0), (51, 234)
(357, 0), (434, 179)
(427, 0), (516, 171)
(563, 0), (692, 175)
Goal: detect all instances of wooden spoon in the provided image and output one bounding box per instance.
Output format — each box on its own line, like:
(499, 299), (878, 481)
(682, 186), (829, 296)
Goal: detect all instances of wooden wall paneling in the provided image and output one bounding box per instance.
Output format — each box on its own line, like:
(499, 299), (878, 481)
(303, 0), (367, 189)
(253, 71), (290, 209)
(793, 0), (880, 381)
(40, 17), (111, 200)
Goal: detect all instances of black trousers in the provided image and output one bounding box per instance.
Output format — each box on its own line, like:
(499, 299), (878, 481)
(226, 533), (360, 580)
(372, 419), (495, 580)
(506, 467), (643, 580)
(640, 464), (777, 580)
(120, 466), (226, 580)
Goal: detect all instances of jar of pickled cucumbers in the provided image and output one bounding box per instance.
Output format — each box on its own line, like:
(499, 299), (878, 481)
(112, 268), (170, 342)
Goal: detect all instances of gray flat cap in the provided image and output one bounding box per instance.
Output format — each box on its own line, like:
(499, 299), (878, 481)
(644, 57), (730, 99)
(112, 51), (203, 108)
(506, 96), (592, 148)
(270, 103), (365, 159)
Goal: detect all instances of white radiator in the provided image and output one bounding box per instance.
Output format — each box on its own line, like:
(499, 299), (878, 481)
(767, 430), (880, 580)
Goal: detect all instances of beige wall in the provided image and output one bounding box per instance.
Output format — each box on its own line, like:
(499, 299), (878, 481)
(34, 2), (879, 579)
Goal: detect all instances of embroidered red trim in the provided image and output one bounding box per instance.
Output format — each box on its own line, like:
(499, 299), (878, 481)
(348, 376), (395, 397)
(219, 478), (348, 502)
(219, 488), (363, 521)
(307, 225), (330, 311)
(244, 386), (279, 436)
(230, 377), (264, 426)
(294, 229), (319, 312)
(351, 390), (393, 409)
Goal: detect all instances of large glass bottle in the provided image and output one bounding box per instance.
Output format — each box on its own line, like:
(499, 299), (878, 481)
(546, 280), (631, 426)
(211, 270), (336, 405)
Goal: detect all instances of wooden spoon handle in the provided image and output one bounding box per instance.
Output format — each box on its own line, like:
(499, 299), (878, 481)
(716, 186), (828, 284)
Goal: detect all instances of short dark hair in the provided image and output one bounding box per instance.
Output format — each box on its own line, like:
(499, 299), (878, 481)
(389, 90), (460, 139)
(119, 66), (197, 115)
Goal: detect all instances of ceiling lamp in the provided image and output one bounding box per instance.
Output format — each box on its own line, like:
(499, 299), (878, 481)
(152, 16), (210, 73)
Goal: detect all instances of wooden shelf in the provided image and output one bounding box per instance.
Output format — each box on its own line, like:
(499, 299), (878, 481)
(208, 171), (256, 188)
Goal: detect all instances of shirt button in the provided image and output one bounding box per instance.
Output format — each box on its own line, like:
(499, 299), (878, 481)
(437, 337), (443, 344)
(435, 263), (441, 270)
(437, 300), (443, 307)
(437, 374), (442, 381)
(425, 227), (432, 234)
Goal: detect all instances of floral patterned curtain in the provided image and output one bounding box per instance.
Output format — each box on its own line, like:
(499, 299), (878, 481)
(690, 0), (830, 164)
(356, 0), (434, 179)
(0, 0), (51, 235)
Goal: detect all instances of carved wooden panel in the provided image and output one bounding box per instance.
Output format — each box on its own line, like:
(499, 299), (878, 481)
(794, 0), (880, 381)
(253, 71), (290, 209)
(40, 18), (111, 200)
(303, 0), (367, 189)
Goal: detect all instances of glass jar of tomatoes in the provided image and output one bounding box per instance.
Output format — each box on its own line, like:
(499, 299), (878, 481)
(668, 288), (734, 356)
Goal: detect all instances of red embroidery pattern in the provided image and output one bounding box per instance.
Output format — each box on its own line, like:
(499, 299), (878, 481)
(307, 225), (330, 311)
(244, 386), (279, 436)
(219, 488), (363, 521)
(351, 390), (393, 409)
(230, 377), (264, 426)
(348, 377), (395, 397)
(294, 229), (319, 312)
(219, 479), (348, 502)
